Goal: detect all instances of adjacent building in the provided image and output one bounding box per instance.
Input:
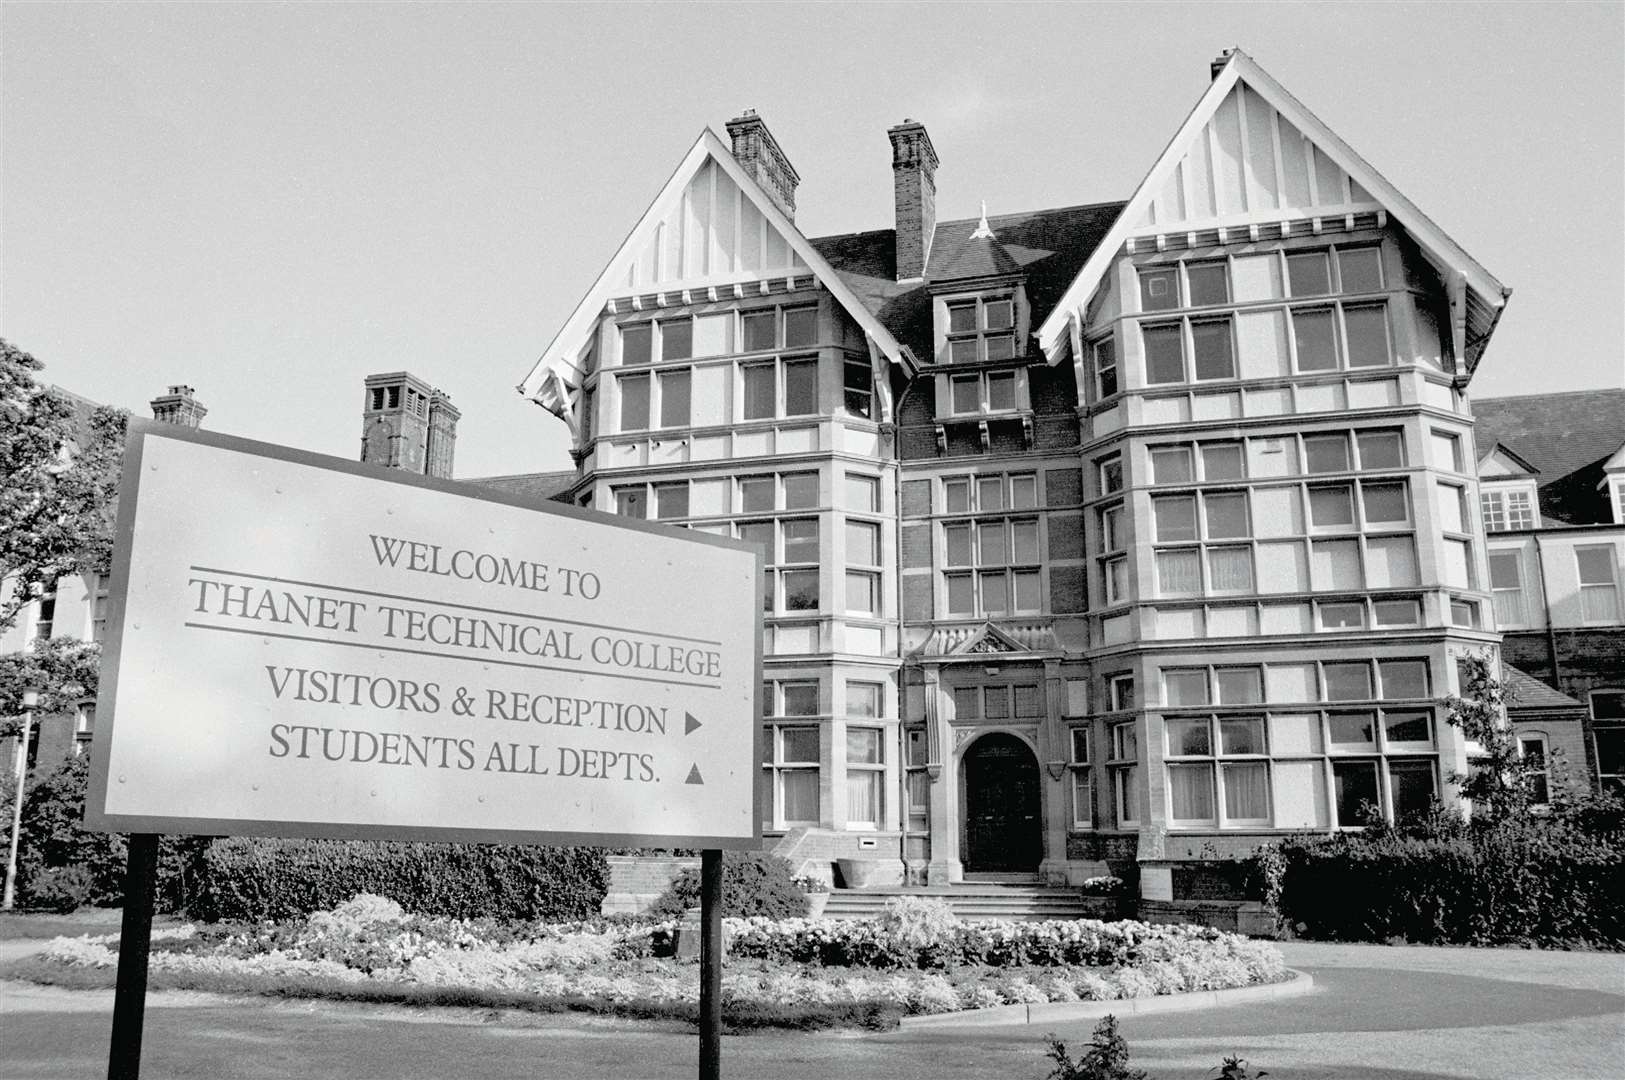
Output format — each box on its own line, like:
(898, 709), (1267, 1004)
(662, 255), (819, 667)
(513, 49), (1528, 900)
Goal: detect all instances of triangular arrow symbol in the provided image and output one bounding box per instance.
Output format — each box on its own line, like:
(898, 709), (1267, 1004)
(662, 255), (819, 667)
(685, 712), (702, 735)
(685, 764), (704, 785)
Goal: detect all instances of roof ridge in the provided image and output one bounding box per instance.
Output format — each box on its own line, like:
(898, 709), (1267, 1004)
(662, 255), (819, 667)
(1477, 387), (1625, 403)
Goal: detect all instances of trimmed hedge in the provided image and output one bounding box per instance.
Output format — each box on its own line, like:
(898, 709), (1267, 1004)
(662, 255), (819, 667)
(647, 850), (807, 918)
(1270, 816), (1625, 949)
(187, 838), (609, 923)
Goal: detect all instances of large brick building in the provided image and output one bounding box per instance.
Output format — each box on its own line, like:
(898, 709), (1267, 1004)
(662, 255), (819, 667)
(510, 49), (1533, 899)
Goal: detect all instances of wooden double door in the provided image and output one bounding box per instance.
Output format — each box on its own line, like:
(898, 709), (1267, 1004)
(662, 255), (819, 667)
(960, 732), (1042, 873)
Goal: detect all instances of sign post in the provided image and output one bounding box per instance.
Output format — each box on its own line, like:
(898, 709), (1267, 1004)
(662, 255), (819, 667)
(85, 420), (762, 1079)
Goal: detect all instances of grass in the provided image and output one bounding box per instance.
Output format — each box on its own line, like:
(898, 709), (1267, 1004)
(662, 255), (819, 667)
(0, 908), (131, 941)
(0, 954), (903, 1032)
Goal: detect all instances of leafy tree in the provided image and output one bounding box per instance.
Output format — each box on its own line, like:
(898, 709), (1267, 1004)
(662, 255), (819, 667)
(1441, 652), (1539, 824)
(0, 338), (128, 635)
(0, 635), (101, 731)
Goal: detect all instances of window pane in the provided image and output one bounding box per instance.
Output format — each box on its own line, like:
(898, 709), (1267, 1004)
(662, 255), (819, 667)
(1187, 263), (1230, 306)
(977, 477), (1004, 510)
(953, 686), (980, 719)
(1152, 446), (1195, 483)
(946, 574), (974, 615)
(1223, 762), (1269, 819)
(1293, 309), (1339, 371)
(1110, 676), (1136, 711)
(1155, 496), (1198, 541)
(739, 362), (776, 419)
(1374, 599), (1421, 626)
(741, 476), (775, 512)
(742, 310), (776, 351)
(1384, 710), (1432, 745)
(782, 724), (819, 757)
(1191, 319), (1235, 380)
(1362, 482), (1409, 524)
(845, 570), (878, 614)
(978, 521), (1007, 565)
(847, 683), (881, 718)
(1105, 557), (1128, 602)
(1325, 663), (1374, 700)
(621, 324), (652, 365)
(660, 319), (692, 361)
(846, 474), (879, 512)
(738, 520), (773, 556)
(983, 686), (1010, 719)
(1012, 520), (1040, 563)
(1338, 247), (1383, 293)
(1389, 760), (1436, 823)
(846, 768), (881, 825)
(944, 479), (971, 513)
(782, 686), (818, 717)
(782, 770), (818, 822)
(1169, 763), (1216, 820)
(619, 374), (651, 430)
(846, 727), (882, 765)
(951, 375), (980, 414)
(659, 369), (691, 427)
(1143, 324), (1185, 383)
(1309, 485), (1356, 527)
(945, 525), (972, 567)
(1139, 267), (1179, 311)
(1013, 570), (1042, 611)
(1207, 546), (1254, 592)
(1204, 492), (1249, 538)
(655, 483), (688, 520)
(1304, 433), (1352, 473)
(1167, 718), (1212, 756)
(987, 371), (1017, 409)
(782, 568), (819, 610)
(784, 359), (818, 415)
(615, 487), (647, 519)
(948, 339), (979, 364)
(847, 521), (880, 564)
(782, 519), (819, 562)
(1320, 602), (1365, 629)
(1157, 549), (1202, 596)
(1071, 729), (1091, 763)
(1202, 443), (1245, 480)
(1216, 668), (1263, 704)
(1099, 457), (1123, 494)
(1094, 339), (1118, 398)
(1014, 684), (1042, 717)
(1333, 761), (1379, 826)
(1113, 723), (1139, 760)
(980, 571), (1009, 614)
(1221, 718), (1266, 755)
(783, 307), (817, 347)
(1165, 670), (1209, 706)
(1329, 712), (1376, 746)
(783, 473), (818, 508)
(1010, 475), (1038, 509)
(1344, 304), (1392, 367)
(984, 335), (1017, 363)
(1288, 251), (1331, 297)
(1379, 660), (1428, 699)
(1101, 505), (1124, 551)
(1357, 430), (1404, 469)
(1577, 546), (1616, 585)
(948, 302), (977, 333)
(844, 361), (873, 418)
(984, 298), (1014, 331)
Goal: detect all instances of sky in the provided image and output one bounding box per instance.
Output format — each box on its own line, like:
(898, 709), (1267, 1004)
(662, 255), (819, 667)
(3, 1), (1622, 480)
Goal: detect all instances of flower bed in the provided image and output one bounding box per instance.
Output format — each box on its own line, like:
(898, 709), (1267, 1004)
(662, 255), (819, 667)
(21, 895), (1285, 1027)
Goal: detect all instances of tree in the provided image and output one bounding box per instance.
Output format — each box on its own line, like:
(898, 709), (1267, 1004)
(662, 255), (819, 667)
(1441, 652), (1538, 823)
(0, 338), (127, 635)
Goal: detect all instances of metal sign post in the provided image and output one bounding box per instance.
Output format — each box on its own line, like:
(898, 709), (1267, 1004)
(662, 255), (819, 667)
(107, 834), (159, 1080)
(699, 848), (722, 1080)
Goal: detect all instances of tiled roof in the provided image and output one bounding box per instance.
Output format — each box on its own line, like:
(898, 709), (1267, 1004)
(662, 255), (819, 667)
(1502, 664), (1585, 711)
(810, 201), (1125, 362)
(1474, 388), (1625, 525)
(467, 469), (579, 504)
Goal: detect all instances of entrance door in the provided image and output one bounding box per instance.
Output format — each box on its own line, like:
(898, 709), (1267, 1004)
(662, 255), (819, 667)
(961, 733), (1042, 873)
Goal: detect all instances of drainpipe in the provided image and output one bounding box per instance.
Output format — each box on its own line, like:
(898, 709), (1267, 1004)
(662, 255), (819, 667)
(1532, 534), (1562, 691)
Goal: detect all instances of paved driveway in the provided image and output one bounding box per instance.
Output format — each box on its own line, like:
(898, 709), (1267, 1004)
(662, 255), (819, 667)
(1, 940), (1620, 1079)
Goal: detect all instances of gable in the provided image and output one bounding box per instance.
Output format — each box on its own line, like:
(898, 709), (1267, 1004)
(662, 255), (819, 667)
(1476, 444), (1540, 478)
(1037, 49), (1508, 372)
(517, 129), (908, 418)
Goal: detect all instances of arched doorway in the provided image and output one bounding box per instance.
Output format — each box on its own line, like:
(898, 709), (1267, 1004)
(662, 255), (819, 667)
(960, 732), (1042, 874)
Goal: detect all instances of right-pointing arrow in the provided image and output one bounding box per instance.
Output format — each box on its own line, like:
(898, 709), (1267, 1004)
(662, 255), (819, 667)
(685, 764), (704, 785)
(684, 712), (702, 735)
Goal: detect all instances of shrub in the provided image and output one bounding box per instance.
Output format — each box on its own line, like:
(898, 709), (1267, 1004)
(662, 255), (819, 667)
(187, 837), (608, 922)
(647, 851), (807, 919)
(27, 863), (96, 913)
(1044, 1016), (1147, 1080)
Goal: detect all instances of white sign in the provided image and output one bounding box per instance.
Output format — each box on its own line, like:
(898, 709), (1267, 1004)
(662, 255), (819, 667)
(85, 423), (762, 848)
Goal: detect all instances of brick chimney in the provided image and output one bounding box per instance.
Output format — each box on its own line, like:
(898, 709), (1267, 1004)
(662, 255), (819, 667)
(360, 372), (458, 479)
(1211, 47), (1238, 80)
(888, 119), (939, 281)
(725, 110), (800, 220)
(149, 384), (207, 428)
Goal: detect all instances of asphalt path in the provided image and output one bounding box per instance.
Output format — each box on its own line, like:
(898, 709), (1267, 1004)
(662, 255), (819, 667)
(1, 941), (1620, 1079)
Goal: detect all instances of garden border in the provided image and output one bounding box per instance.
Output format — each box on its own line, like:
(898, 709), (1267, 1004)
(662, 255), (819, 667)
(896, 969), (1314, 1029)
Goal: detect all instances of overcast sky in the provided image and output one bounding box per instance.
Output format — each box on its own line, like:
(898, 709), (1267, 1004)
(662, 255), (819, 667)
(4, 2), (1621, 480)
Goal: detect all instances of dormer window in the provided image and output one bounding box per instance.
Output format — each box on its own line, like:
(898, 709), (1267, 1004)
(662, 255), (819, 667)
(946, 295), (1016, 363)
(1480, 485), (1536, 532)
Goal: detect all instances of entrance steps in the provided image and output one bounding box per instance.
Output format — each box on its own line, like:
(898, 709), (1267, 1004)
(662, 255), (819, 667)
(819, 883), (1094, 923)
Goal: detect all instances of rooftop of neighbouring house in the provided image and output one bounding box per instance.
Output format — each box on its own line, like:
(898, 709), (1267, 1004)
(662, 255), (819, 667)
(1474, 388), (1625, 525)
(467, 469), (579, 504)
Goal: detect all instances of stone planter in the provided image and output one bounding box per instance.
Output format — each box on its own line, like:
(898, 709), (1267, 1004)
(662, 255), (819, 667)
(835, 857), (902, 889)
(804, 891), (830, 919)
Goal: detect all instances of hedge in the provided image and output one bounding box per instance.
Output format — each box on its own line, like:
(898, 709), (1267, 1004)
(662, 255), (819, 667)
(1269, 816), (1625, 949)
(186, 838), (609, 923)
(646, 851), (807, 918)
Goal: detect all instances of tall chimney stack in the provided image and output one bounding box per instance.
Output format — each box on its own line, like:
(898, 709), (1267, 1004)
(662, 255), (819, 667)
(1211, 47), (1238, 81)
(888, 119), (939, 281)
(725, 110), (800, 220)
(360, 372), (458, 479)
(149, 384), (207, 428)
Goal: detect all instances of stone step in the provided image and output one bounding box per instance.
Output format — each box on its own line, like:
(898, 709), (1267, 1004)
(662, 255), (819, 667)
(819, 885), (1101, 923)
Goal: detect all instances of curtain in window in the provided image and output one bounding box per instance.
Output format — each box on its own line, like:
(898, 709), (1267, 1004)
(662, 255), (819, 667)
(1157, 549), (1202, 595)
(1223, 763), (1269, 819)
(1207, 547), (1254, 592)
(1167, 763), (1215, 820)
(846, 770), (880, 825)
(782, 770), (819, 822)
